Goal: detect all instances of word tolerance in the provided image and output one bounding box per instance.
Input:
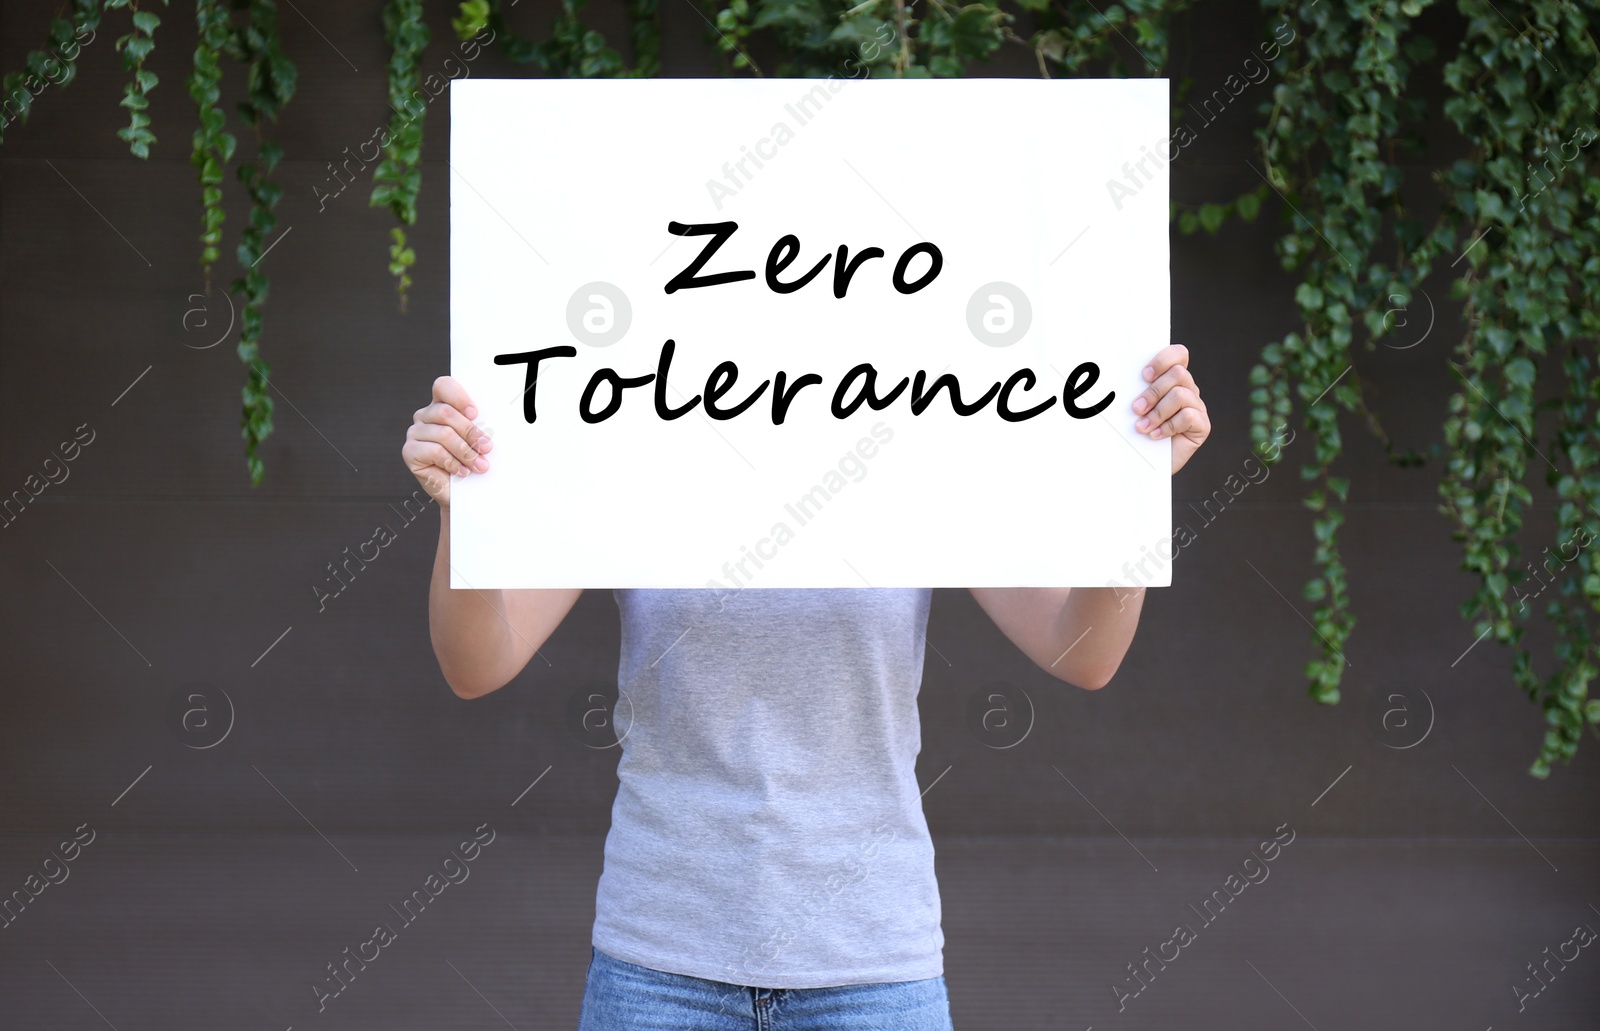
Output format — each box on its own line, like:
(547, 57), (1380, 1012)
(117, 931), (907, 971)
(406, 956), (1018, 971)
(494, 221), (1113, 426)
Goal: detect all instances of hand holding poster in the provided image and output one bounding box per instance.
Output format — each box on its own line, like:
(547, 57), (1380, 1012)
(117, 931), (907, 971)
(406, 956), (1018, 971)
(449, 77), (1170, 588)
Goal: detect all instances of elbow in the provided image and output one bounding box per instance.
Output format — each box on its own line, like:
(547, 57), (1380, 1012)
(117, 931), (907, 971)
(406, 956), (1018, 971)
(1073, 669), (1115, 691)
(447, 675), (485, 700)
(1050, 659), (1122, 691)
(432, 633), (509, 700)
(439, 661), (509, 700)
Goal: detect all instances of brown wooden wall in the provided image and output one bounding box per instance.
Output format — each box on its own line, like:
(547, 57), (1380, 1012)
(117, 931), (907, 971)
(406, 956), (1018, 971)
(2, 1), (1596, 1028)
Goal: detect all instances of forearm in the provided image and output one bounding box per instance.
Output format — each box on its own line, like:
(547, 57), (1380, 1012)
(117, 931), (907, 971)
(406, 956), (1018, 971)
(1054, 585), (1144, 688)
(970, 343), (1204, 690)
(969, 585), (1145, 689)
(428, 506), (522, 697)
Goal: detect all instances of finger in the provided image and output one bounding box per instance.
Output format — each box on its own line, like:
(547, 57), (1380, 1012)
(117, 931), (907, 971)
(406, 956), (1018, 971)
(1141, 343), (1191, 384)
(402, 439), (462, 477)
(1156, 404), (1210, 443)
(404, 439), (469, 478)
(1131, 364), (1195, 417)
(1136, 385), (1201, 436)
(412, 468), (453, 503)
(431, 375), (478, 420)
(410, 422), (489, 472)
(414, 400), (492, 454)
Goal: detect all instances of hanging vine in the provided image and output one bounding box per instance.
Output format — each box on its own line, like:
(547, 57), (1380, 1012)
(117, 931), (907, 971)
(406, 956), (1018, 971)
(1232, 0), (1600, 773)
(224, 0), (297, 485)
(2, 0), (1596, 773)
(697, 0), (1192, 80)
(0, 1), (103, 147)
(452, 0), (633, 75)
(1243, 0), (1442, 704)
(188, 0), (235, 285)
(374, 0), (431, 313)
(629, 0), (663, 77)
(1030, 0), (1194, 76)
(107, 0), (169, 157)
(1437, 0), (1600, 776)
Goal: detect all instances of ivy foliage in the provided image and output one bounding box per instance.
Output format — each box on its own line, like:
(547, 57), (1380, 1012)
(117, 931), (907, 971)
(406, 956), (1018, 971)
(1240, 0), (1444, 706)
(222, 0), (297, 485)
(452, 0), (639, 76)
(2, 0), (1596, 774)
(1437, 0), (1600, 777)
(0, 0), (103, 147)
(698, 0), (1187, 78)
(188, 0), (236, 284)
(107, 0), (170, 157)
(375, 0), (432, 312)
(1213, 0), (1600, 774)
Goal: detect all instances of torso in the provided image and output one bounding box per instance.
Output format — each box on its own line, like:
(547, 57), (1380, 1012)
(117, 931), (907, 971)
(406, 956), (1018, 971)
(591, 587), (944, 988)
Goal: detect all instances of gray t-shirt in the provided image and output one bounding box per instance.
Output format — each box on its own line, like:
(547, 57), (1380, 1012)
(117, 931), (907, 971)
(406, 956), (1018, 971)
(591, 587), (943, 989)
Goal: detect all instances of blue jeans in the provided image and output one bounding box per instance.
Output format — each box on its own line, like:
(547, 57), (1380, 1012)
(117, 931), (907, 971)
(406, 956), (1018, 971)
(577, 947), (955, 1030)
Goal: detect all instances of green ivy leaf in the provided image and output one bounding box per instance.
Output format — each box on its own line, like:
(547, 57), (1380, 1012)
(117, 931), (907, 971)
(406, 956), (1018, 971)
(452, 0), (491, 38)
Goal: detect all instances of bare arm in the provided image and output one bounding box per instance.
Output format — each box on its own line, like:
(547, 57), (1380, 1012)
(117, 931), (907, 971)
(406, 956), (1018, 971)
(406, 375), (583, 699)
(428, 508), (582, 698)
(969, 345), (1209, 691)
(969, 586), (1145, 689)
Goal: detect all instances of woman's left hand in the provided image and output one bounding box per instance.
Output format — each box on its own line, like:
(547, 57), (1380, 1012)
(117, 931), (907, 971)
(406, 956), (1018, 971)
(1131, 344), (1210, 474)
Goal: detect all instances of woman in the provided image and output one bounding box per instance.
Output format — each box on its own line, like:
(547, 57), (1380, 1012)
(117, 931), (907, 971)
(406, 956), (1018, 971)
(401, 345), (1209, 1030)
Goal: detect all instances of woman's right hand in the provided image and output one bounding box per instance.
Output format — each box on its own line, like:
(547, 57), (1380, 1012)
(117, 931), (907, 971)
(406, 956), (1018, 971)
(402, 375), (493, 506)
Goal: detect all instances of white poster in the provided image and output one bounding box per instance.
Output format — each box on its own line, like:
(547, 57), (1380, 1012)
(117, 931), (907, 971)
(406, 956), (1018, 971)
(449, 77), (1170, 589)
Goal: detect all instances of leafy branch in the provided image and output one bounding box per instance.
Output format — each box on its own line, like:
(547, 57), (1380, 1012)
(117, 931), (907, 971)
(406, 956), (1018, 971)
(107, 0), (169, 157)
(2, 0), (1596, 776)
(223, 0), (297, 485)
(374, 0), (430, 313)
(0, 0), (103, 147)
(188, 0), (236, 285)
